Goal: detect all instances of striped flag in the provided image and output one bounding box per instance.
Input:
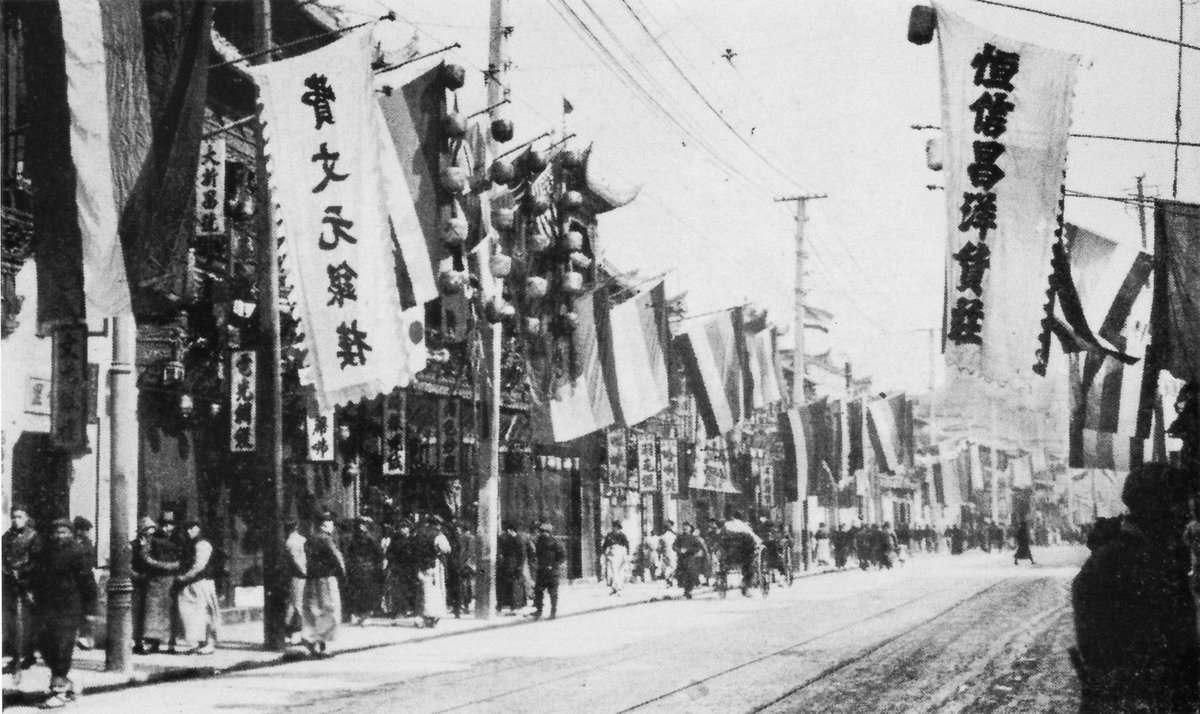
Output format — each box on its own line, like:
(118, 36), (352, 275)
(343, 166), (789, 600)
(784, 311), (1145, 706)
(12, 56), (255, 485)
(780, 408), (810, 503)
(606, 281), (670, 428)
(866, 399), (900, 474)
(680, 309), (747, 439)
(746, 328), (783, 410)
(531, 290), (615, 442)
(529, 164), (559, 244)
(27, 0), (212, 322)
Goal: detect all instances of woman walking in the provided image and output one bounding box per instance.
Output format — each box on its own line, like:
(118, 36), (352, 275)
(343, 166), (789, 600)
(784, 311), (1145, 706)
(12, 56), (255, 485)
(1013, 520), (1036, 566)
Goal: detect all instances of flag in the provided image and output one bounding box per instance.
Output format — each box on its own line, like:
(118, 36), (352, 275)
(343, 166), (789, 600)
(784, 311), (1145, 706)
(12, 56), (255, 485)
(807, 398), (841, 504)
(26, 0), (213, 322)
(866, 399), (900, 474)
(847, 399), (864, 471)
(968, 442), (984, 492)
(250, 30), (427, 410)
(746, 327), (783, 409)
(529, 164), (560, 246)
(1010, 452), (1033, 488)
(680, 309), (747, 439)
(1069, 353), (1137, 470)
(933, 2), (1080, 383)
(780, 408), (810, 502)
(533, 290), (615, 442)
(1154, 200), (1200, 385)
(938, 443), (964, 512)
(606, 280), (670, 428)
(563, 96), (574, 114)
(375, 63), (445, 306)
(804, 305), (835, 333)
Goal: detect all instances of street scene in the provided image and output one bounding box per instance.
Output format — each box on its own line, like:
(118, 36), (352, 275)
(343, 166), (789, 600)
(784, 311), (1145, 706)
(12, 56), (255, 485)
(2, 0), (1199, 711)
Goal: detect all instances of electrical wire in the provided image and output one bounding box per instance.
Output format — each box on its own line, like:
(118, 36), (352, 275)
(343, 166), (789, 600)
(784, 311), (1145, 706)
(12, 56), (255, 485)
(972, 0), (1200, 52)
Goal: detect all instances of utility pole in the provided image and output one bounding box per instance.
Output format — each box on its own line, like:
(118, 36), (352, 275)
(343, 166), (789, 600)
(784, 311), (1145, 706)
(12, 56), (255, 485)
(989, 402), (1000, 525)
(926, 328), (941, 534)
(253, 0), (287, 650)
(476, 0), (507, 620)
(775, 193), (825, 572)
(105, 316), (136, 673)
(1135, 175), (1169, 462)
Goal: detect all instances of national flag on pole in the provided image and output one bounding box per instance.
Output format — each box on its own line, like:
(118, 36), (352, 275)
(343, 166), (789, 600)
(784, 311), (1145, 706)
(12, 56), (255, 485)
(847, 399), (864, 471)
(249, 31), (427, 410)
(780, 408), (810, 502)
(746, 327), (783, 410)
(680, 309), (747, 439)
(938, 443), (964, 512)
(866, 399), (901, 474)
(968, 442), (984, 492)
(26, 0), (213, 322)
(1010, 452), (1033, 488)
(532, 290), (616, 442)
(606, 280), (670, 428)
(933, 2), (1081, 383)
(1154, 200), (1200, 385)
(528, 164), (560, 246)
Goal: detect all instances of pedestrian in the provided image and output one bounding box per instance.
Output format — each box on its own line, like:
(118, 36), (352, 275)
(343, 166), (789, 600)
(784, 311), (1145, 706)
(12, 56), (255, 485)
(283, 521), (307, 645)
(496, 522), (527, 614)
(416, 516), (451, 628)
(1013, 519), (1036, 566)
(129, 518), (158, 654)
(600, 520), (630, 596)
(140, 511), (182, 654)
(448, 520), (477, 618)
(878, 522), (898, 569)
(532, 523), (566, 620)
(302, 510), (345, 657)
(814, 523), (831, 566)
(521, 524), (538, 596)
(856, 524), (875, 570)
(949, 525), (965, 555)
(3, 505), (38, 678)
(701, 519), (722, 585)
(29, 518), (97, 708)
(384, 521), (421, 620)
(70, 517), (97, 650)
(1071, 464), (1199, 713)
(174, 520), (219, 655)
(659, 521), (678, 587)
(832, 524), (850, 569)
(673, 523), (707, 599)
(633, 534), (654, 583)
(343, 516), (384, 625)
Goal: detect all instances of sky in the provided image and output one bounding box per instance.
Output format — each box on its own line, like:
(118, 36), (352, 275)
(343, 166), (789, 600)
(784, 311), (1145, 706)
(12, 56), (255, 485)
(335, 0), (1198, 394)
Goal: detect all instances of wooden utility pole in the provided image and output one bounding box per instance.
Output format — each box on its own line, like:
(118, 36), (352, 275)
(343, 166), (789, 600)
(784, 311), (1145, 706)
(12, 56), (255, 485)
(475, 0), (507, 619)
(253, 0), (287, 650)
(926, 328), (942, 533)
(775, 193), (825, 570)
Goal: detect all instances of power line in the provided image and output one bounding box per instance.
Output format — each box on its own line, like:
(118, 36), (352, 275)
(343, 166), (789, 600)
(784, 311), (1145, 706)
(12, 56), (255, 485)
(972, 0), (1200, 52)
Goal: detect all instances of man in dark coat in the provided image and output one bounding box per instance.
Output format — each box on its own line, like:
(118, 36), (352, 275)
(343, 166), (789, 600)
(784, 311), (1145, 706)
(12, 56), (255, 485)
(832, 524), (851, 569)
(1072, 464), (1199, 713)
(673, 523), (707, 599)
(531, 523), (566, 620)
(29, 518), (97, 707)
(496, 522), (526, 614)
(3, 505), (38, 677)
(384, 521), (420, 619)
(1013, 519), (1036, 566)
(343, 517), (384, 625)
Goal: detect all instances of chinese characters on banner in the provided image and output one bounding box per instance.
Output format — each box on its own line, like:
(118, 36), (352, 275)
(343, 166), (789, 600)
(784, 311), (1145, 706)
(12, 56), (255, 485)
(194, 137), (226, 237)
(382, 390), (407, 476)
(248, 31), (427, 411)
(605, 429), (628, 489)
(229, 350), (256, 452)
(637, 435), (658, 492)
(933, 2), (1079, 385)
(51, 324), (89, 453)
(305, 407), (335, 462)
(659, 438), (679, 496)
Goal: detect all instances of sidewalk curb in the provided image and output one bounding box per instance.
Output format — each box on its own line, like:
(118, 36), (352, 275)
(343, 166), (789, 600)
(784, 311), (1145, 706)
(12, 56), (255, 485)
(75, 566), (842, 697)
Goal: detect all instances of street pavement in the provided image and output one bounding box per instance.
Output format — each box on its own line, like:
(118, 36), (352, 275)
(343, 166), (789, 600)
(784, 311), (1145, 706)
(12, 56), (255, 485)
(8, 546), (1086, 713)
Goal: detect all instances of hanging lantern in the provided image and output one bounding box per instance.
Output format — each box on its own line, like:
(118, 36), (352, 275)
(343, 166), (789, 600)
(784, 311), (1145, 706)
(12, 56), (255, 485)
(925, 137), (943, 171)
(491, 117), (514, 143)
(493, 206), (516, 229)
(564, 228), (585, 252)
(440, 165), (469, 194)
(444, 111), (467, 139)
(526, 276), (549, 299)
(489, 159), (515, 186)
(560, 147), (584, 169)
(907, 6), (936, 46)
(485, 296), (513, 323)
(562, 270), (584, 294)
(529, 231), (551, 253)
(524, 316), (543, 334)
(439, 267), (470, 294)
(569, 251), (592, 270)
(560, 190), (584, 211)
(522, 147), (548, 175)
(440, 62), (466, 90)
(556, 311), (579, 335)
(443, 212), (469, 247)
(528, 194), (551, 216)
(490, 252), (513, 278)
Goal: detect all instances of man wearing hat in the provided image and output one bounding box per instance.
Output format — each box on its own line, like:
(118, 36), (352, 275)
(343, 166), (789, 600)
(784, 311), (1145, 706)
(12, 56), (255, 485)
(138, 511), (182, 653)
(600, 520), (630, 596)
(28, 518), (97, 707)
(1072, 463), (1199, 713)
(3, 505), (38, 678)
(531, 523), (566, 620)
(174, 521), (219, 655)
(302, 510), (345, 656)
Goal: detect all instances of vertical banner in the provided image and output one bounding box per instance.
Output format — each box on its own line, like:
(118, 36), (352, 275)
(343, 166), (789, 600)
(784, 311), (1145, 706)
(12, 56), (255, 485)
(382, 390), (407, 476)
(229, 350), (256, 452)
(659, 438), (679, 496)
(249, 31), (426, 411)
(637, 435), (658, 492)
(605, 429), (628, 488)
(934, 2), (1080, 383)
(51, 324), (89, 453)
(194, 136), (226, 236)
(305, 407), (335, 462)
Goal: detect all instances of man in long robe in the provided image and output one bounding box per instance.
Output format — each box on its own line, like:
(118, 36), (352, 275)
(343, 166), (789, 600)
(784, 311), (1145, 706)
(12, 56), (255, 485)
(601, 521), (630, 596)
(302, 511), (345, 657)
(142, 512), (182, 652)
(417, 517), (451, 628)
(174, 521), (219, 654)
(29, 518), (97, 707)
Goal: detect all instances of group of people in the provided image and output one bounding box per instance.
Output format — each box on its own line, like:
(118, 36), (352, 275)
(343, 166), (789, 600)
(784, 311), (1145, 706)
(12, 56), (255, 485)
(131, 511), (221, 657)
(3, 507), (99, 708)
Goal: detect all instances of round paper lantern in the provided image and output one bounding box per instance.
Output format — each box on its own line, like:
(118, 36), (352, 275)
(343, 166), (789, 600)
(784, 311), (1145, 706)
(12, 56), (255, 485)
(439, 267), (469, 294)
(560, 148), (584, 169)
(557, 311), (579, 335)
(529, 231), (551, 253)
(441, 165), (469, 194)
(491, 117), (514, 143)
(526, 276), (549, 299)
(560, 190), (584, 210)
(525, 316), (543, 334)
(485, 296), (514, 323)
(489, 159), (515, 186)
(523, 148), (548, 175)
(528, 194), (551, 216)
(925, 137), (943, 171)
(442, 209), (468, 246)
(562, 270), (584, 294)
(440, 62), (466, 90)
(564, 228), (585, 252)
(444, 111), (467, 139)
(493, 206), (516, 229)
(490, 252), (513, 278)
(569, 251), (592, 270)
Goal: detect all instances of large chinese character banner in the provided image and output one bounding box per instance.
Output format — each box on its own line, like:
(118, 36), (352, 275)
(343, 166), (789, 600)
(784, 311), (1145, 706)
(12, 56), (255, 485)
(934, 2), (1080, 385)
(249, 31), (428, 411)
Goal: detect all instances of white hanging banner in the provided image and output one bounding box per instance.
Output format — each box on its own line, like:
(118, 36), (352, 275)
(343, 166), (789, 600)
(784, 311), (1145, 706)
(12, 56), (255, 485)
(194, 136), (226, 236)
(229, 350), (256, 452)
(305, 407), (335, 462)
(934, 2), (1080, 385)
(249, 30), (426, 411)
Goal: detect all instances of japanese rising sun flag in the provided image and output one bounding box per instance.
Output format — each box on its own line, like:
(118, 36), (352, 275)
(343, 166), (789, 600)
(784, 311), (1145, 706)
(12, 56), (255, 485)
(250, 31), (427, 410)
(933, 2), (1081, 385)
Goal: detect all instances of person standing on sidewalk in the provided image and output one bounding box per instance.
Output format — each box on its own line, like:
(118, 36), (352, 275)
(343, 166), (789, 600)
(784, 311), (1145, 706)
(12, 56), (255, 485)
(1013, 520), (1036, 566)
(496, 522), (527, 615)
(673, 523), (707, 599)
(141, 512), (182, 653)
(4, 505), (38, 679)
(416, 517), (451, 628)
(532, 523), (566, 620)
(302, 511), (345, 657)
(283, 521), (307, 645)
(601, 521), (630, 596)
(29, 518), (97, 708)
(343, 517), (384, 626)
(174, 521), (219, 655)
(813, 523), (831, 566)
(385, 521), (420, 620)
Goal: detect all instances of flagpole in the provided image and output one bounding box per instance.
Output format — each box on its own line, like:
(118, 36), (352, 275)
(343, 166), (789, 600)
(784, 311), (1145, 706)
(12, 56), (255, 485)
(475, 0), (507, 621)
(253, 0), (288, 651)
